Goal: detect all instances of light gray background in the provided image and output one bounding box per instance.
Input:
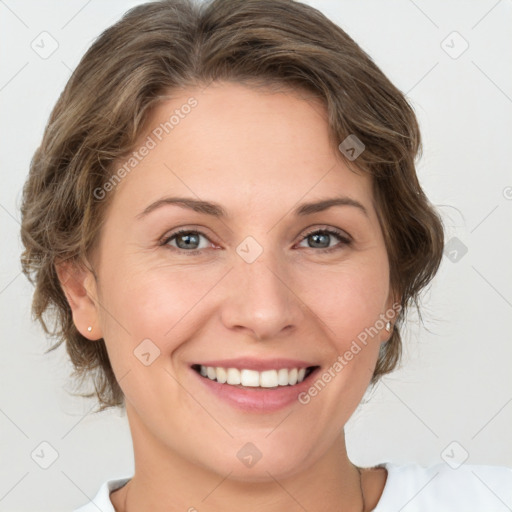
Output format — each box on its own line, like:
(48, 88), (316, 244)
(1, 1), (511, 510)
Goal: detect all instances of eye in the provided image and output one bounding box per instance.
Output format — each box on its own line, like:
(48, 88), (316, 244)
(160, 229), (213, 254)
(160, 226), (352, 256)
(296, 227), (351, 253)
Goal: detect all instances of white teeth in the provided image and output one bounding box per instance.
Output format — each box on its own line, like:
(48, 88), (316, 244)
(277, 368), (289, 386)
(241, 369), (260, 387)
(226, 368), (241, 385)
(260, 370), (278, 388)
(198, 365), (311, 387)
(216, 367), (227, 384)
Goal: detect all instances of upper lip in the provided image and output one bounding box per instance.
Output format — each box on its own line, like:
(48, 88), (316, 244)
(192, 358), (319, 372)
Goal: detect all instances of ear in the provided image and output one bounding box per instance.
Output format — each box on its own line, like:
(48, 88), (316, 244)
(381, 288), (402, 342)
(385, 289), (401, 315)
(55, 259), (103, 340)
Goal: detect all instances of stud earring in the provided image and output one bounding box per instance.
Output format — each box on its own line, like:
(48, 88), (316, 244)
(385, 321), (392, 332)
(87, 326), (92, 332)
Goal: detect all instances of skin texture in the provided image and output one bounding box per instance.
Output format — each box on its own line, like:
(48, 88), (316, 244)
(58, 82), (393, 511)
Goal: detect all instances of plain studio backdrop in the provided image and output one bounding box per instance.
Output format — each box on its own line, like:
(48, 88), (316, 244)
(1, 1), (511, 510)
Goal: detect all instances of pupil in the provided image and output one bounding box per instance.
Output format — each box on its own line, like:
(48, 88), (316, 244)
(310, 233), (329, 248)
(177, 232), (199, 249)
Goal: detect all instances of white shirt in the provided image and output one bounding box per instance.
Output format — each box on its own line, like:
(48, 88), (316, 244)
(73, 462), (512, 511)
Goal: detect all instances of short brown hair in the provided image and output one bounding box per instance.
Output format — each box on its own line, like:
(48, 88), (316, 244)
(20, 0), (444, 411)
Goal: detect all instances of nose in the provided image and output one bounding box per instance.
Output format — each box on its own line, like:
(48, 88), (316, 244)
(220, 251), (305, 341)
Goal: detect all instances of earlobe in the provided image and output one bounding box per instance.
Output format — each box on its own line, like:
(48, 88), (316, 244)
(381, 289), (400, 343)
(55, 259), (103, 340)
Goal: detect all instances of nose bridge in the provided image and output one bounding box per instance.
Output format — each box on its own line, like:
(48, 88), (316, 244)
(221, 238), (303, 339)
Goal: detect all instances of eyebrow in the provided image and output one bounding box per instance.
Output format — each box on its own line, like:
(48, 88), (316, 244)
(136, 195), (368, 220)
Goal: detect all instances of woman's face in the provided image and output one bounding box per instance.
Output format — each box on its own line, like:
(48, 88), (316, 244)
(86, 81), (395, 480)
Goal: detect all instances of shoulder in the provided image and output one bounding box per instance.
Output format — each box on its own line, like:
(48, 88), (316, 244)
(73, 476), (131, 512)
(373, 462), (512, 512)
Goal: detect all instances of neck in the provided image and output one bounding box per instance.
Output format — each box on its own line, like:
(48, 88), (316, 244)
(114, 406), (365, 512)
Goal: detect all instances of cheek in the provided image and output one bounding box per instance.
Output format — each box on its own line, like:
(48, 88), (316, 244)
(99, 259), (225, 355)
(289, 259), (389, 434)
(96, 262), (220, 405)
(298, 256), (390, 341)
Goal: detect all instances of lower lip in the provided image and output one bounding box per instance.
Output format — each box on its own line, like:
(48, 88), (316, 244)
(191, 367), (320, 412)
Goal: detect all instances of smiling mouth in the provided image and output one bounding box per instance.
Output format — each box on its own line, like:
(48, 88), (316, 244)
(191, 364), (319, 389)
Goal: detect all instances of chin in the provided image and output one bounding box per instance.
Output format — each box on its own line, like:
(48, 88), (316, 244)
(189, 433), (320, 483)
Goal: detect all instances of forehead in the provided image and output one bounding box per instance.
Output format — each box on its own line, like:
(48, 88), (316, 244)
(110, 82), (373, 217)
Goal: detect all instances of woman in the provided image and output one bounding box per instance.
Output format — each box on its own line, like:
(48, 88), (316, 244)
(19, 0), (511, 510)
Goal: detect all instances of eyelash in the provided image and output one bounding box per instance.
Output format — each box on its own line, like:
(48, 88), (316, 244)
(159, 227), (352, 256)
